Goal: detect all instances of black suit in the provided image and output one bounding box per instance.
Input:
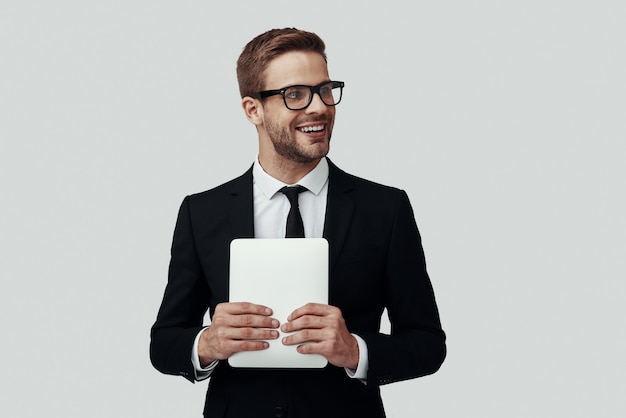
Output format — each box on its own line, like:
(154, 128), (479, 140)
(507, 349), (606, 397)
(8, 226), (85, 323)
(150, 159), (446, 417)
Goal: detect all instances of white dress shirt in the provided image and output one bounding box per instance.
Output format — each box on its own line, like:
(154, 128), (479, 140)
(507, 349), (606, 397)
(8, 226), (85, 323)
(192, 157), (368, 381)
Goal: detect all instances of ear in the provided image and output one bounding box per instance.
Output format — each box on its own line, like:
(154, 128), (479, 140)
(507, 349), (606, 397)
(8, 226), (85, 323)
(242, 97), (264, 126)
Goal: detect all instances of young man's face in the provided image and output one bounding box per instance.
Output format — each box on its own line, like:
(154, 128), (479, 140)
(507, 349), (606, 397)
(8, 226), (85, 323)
(257, 51), (336, 165)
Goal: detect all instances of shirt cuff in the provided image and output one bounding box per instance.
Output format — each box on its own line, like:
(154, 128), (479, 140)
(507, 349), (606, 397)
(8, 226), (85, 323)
(191, 327), (218, 381)
(344, 334), (368, 382)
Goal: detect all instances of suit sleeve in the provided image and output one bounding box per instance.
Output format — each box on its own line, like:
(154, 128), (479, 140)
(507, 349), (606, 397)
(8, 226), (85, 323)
(361, 190), (446, 386)
(150, 196), (210, 383)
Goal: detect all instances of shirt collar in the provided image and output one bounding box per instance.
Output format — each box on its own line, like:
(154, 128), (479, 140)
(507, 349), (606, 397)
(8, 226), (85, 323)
(253, 157), (329, 199)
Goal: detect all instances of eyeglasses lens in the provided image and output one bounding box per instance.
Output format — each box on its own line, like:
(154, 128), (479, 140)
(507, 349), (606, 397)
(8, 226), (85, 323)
(284, 83), (342, 110)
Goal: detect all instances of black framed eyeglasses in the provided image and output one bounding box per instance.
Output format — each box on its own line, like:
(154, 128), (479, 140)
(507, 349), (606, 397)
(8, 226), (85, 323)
(251, 81), (344, 110)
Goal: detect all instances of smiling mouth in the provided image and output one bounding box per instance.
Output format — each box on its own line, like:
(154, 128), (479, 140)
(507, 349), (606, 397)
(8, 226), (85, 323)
(297, 124), (325, 134)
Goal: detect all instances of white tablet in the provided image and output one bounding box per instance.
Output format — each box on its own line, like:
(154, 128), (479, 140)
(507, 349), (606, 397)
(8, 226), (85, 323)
(228, 238), (329, 368)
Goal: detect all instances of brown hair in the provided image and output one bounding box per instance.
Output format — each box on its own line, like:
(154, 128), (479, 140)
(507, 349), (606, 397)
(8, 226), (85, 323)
(236, 28), (327, 98)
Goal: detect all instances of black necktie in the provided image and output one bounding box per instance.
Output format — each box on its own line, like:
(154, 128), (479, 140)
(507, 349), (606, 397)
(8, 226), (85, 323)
(279, 185), (307, 238)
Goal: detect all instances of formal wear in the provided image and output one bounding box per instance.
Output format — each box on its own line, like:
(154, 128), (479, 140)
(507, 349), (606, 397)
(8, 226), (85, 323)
(191, 158), (368, 382)
(150, 158), (446, 417)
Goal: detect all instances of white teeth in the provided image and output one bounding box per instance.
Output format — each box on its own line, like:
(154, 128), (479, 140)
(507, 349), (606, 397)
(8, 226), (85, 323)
(300, 125), (324, 133)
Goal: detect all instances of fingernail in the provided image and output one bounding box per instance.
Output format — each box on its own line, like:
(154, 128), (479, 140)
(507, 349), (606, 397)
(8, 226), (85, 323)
(281, 324), (287, 332)
(270, 330), (278, 338)
(272, 319), (279, 328)
(264, 308), (272, 315)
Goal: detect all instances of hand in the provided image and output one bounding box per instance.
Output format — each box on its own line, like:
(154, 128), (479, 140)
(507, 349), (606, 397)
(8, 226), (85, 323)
(280, 303), (359, 370)
(198, 302), (279, 367)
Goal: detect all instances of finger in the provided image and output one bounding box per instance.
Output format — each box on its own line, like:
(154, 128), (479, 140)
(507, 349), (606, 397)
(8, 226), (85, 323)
(230, 315), (280, 329)
(215, 326), (280, 342)
(281, 315), (325, 333)
(211, 312), (276, 330)
(295, 342), (322, 355)
(221, 339), (272, 354)
(216, 301), (273, 316)
(281, 329), (324, 346)
(287, 303), (333, 321)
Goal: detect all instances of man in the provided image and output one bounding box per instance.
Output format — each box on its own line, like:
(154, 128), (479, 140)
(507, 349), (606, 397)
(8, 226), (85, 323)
(150, 28), (446, 417)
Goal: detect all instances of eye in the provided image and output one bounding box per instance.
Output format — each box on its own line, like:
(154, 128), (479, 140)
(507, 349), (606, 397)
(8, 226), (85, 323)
(319, 86), (332, 97)
(285, 87), (307, 100)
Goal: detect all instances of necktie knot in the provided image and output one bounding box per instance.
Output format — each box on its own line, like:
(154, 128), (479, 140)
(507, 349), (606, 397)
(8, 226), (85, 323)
(280, 185), (307, 205)
(279, 185), (307, 238)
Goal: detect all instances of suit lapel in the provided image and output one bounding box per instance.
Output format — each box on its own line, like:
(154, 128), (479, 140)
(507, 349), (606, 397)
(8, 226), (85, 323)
(227, 166), (255, 239)
(323, 160), (356, 269)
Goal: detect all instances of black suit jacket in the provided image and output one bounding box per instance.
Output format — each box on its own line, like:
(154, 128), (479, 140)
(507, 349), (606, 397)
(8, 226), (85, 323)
(150, 160), (446, 418)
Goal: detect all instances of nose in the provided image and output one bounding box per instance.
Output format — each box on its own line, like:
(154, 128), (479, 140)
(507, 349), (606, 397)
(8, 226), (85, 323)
(305, 91), (328, 114)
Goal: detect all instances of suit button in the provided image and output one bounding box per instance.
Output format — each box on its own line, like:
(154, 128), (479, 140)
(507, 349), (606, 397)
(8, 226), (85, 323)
(274, 406), (285, 417)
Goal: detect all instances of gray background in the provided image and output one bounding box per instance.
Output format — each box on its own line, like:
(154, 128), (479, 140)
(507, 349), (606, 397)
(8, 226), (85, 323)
(1, 1), (624, 417)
